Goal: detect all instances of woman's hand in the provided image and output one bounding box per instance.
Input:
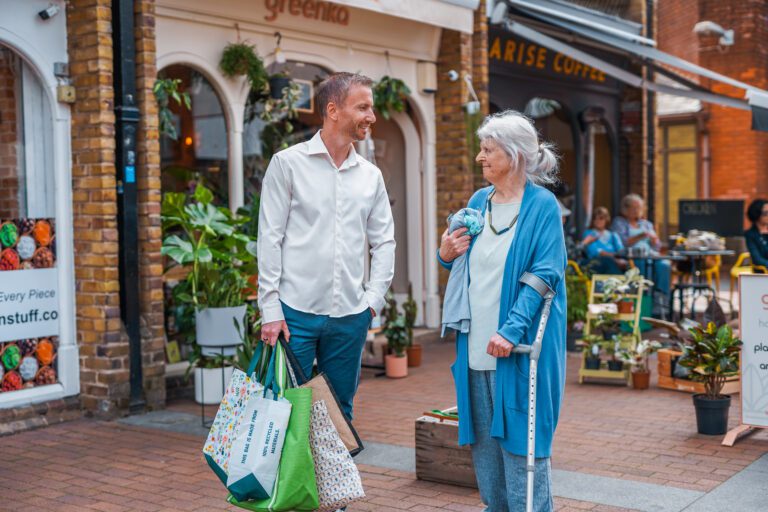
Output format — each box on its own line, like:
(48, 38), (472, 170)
(487, 333), (514, 358)
(439, 227), (470, 263)
(582, 234), (598, 246)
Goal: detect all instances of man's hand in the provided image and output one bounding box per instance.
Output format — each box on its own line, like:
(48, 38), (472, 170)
(439, 227), (470, 263)
(369, 307), (376, 318)
(486, 333), (514, 358)
(260, 320), (290, 346)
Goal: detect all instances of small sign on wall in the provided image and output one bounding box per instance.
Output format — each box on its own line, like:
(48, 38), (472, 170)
(0, 268), (60, 342)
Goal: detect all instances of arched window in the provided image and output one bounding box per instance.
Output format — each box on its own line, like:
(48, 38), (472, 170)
(159, 65), (229, 205)
(242, 61), (330, 198)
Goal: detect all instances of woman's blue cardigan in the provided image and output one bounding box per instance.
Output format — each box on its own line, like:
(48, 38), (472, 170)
(438, 182), (567, 458)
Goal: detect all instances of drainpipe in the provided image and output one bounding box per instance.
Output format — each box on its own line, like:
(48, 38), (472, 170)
(112, 0), (145, 413)
(645, 0), (656, 224)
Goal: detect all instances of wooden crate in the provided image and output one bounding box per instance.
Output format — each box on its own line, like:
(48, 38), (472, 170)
(657, 349), (740, 395)
(415, 411), (477, 488)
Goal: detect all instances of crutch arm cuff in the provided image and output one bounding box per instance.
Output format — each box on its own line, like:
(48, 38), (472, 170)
(519, 272), (555, 299)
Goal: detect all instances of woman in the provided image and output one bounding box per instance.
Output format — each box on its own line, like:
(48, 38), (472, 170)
(582, 206), (626, 274)
(745, 199), (768, 270)
(438, 111), (566, 512)
(611, 194), (670, 296)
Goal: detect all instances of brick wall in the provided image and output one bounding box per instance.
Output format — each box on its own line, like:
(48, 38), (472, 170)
(471, 0), (490, 192)
(0, 49), (19, 219)
(134, 0), (166, 410)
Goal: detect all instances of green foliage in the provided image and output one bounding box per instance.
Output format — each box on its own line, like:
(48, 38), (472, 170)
(373, 76), (411, 120)
(384, 315), (409, 358)
(233, 314), (263, 373)
(678, 322), (742, 399)
(161, 184), (257, 309)
(153, 78), (191, 140)
(617, 339), (662, 373)
(594, 312), (619, 339)
(582, 334), (603, 359)
(565, 274), (588, 327)
(600, 267), (653, 304)
(236, 193), (261, 241)
(219, 42), (269, 93)
(402, 283), (418, 347)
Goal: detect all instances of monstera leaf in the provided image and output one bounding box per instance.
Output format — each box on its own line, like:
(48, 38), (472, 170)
(161, 235), (212, 265)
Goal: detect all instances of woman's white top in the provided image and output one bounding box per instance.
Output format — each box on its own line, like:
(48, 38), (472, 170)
(468, 200), (522, 371)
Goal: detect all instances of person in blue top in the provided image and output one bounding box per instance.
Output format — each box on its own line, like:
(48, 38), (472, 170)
(745, 199), (768, 271)
(438, 110), (566, 512)
(582, 206), (626, 274)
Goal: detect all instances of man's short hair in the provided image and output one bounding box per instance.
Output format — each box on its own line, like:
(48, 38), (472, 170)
(316, 72), (374, 118)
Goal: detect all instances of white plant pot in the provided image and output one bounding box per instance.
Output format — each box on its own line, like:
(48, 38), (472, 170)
(194, 365), (234, 405)
(195, 305), (247, 356)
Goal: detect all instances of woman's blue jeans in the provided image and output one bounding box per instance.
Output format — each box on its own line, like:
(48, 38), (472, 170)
(469, 369), (554, 512)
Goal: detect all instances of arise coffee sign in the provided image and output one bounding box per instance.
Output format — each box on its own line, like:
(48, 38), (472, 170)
(488, 28), (617, 88)
(264, 0), (350, 26)
(740, 274), (768, 428)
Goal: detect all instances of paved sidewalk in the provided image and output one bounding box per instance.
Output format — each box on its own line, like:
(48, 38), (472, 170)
(2, 330), (767, 511)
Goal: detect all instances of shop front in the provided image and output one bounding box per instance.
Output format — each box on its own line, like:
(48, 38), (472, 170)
(0, 3), (78, 408)
(155, 0), (478, 328)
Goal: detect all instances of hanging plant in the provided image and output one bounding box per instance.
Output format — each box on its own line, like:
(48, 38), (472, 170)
(219, 42), (268, 94)
(260, 78), (302, 161)
(373, 76), (411, 120)
(153, 78), (191, 140)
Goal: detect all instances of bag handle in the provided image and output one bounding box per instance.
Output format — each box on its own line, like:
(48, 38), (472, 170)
(278, 335), (309, 385)
(261, 346), (281, 400)
(246, 341), (265, 377)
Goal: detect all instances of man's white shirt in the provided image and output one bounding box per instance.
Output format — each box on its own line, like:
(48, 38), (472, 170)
(257, 130), (396, 323)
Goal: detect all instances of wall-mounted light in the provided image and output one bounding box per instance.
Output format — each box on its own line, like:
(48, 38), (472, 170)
(184, 136), (193, 146)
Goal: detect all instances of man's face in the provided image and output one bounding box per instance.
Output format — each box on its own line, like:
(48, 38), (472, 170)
(335, 84), (376, 141)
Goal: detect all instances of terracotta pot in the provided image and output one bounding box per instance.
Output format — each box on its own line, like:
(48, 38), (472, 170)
(616, 299), (634, 314)
(632, 370), (651, 390)
(406, 344), (422, 367)
(385, 354), (408, 378)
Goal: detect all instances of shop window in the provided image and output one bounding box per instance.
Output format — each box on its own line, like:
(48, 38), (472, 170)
(0, 44), (59, 394)
(160, 65), (229, 205)
(243, 61), (329, 198)
(656, 122), (698, 239)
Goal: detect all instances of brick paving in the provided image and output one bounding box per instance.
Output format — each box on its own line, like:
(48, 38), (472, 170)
(3, 330), (768, 510)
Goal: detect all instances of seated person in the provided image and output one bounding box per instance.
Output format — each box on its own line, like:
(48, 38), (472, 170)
(582, 206), (626, 274)
(745, 198), (768, 271)
(611, 194), (670, 297)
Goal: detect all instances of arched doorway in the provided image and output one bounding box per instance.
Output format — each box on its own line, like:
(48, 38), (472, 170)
(159, 65), (230, 205)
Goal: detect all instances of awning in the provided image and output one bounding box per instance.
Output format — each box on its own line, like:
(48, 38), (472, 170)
(493, 0), (768, 129)
(328, 0), (479, 34)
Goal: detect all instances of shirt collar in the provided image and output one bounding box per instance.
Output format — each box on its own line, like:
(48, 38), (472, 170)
(307, 130), (359, 170)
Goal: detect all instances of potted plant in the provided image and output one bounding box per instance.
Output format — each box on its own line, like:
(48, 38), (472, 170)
(268, 71), (292, 100)
(566, 271), (588, 352)
(403, 284), (420, 367)
(601, 267), (652, 314)
(373, 75), (411, 120)
(677, 322), (742, 435)
(605, 338), (624, 372)
(618, 339), (662, 389)
(582, 335), (602, 370)
(219, 42), (268, 93)
(595, 312), (620, 341)
(383, 315), (409, 378)
(187, 345), (235, 405)
(161, 184), (257, 358)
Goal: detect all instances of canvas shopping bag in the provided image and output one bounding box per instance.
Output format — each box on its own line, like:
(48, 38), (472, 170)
(279, 337), (364, 456)
(228, 343), (320, 512)
(310, 399), (366, 512)
(203, 344), (292, 502)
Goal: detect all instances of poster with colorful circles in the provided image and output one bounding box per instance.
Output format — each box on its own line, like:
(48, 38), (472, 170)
(0, 218), (56, 271)
(0, 337), (58, 392)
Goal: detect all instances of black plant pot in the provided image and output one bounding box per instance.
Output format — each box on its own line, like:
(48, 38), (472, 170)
(693, 394), (731, 435)
(607, 360), (624, 371)
(269, 76), (291, 99)
(602, 328), (619, 341)
(566, 331), (580, 352)
(585, 357), (601, 370)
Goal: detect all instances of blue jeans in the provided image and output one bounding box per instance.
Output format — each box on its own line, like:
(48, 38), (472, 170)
(281, 302), (371, 419)
(469, 369), (554, 512)
(635, 259), (671, 296)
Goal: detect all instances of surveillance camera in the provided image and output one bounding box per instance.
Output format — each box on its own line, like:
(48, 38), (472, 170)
(490, 2), (509, 25)
(38, 4), (60, 20)
(447, 70), (459, 82)
(693, 20), (734, 46)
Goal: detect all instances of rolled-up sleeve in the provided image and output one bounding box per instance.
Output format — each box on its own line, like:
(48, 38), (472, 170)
(364, 174), (396, 315)
(497, 199), (566, 346)
(257, 156), (291, 323)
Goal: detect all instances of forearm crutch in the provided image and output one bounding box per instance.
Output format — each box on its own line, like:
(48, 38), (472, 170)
(511, 272), (556, 512)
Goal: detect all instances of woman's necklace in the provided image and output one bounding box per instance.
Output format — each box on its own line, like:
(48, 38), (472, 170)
(487, 190), (520, 236)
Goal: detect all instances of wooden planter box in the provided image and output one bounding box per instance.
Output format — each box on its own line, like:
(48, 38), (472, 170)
(415, 409), (477, 489)
(657, 348), (740, 395)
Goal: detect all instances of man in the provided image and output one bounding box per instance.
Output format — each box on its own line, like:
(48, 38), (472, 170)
(257, 72), (396, 419)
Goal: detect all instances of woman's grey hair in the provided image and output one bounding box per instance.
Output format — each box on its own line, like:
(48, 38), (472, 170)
(476, 110), (559, 185)
(620, 193), (645, 214)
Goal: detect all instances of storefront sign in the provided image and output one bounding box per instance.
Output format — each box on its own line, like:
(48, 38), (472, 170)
(264, 0), (350, 26)
(678, 199), (745, 237)
(0, 268), (59, 342)
(740, 274), (768, 428)
(488, 29), (617, 87)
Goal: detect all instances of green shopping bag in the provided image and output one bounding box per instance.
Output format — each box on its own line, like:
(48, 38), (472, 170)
(228, 343), (319, 512)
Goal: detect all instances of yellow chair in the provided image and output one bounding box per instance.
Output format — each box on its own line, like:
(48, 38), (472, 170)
(567, 259), (591, 296)
(704, 255), (721, 290)
(731, 252), (768, 304)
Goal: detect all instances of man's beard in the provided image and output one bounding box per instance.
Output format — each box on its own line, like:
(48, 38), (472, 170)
(348, 122), (368, 142)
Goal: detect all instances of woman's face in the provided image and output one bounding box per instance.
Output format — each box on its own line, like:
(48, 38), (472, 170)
(476, 138), (514, 185)
(624, 199), (644, 222)
(593, 215), (608, 230)
(760, 203), (768, 227)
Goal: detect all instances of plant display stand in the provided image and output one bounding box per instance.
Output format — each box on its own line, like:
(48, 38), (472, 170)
(578, 275), (644, 385)
(415, 408), (476, 489)
(657, 348), (740, 395)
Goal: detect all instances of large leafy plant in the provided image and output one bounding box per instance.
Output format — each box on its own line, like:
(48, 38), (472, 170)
(161, 184), (257, 309)
(678, 322), (742, 399)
